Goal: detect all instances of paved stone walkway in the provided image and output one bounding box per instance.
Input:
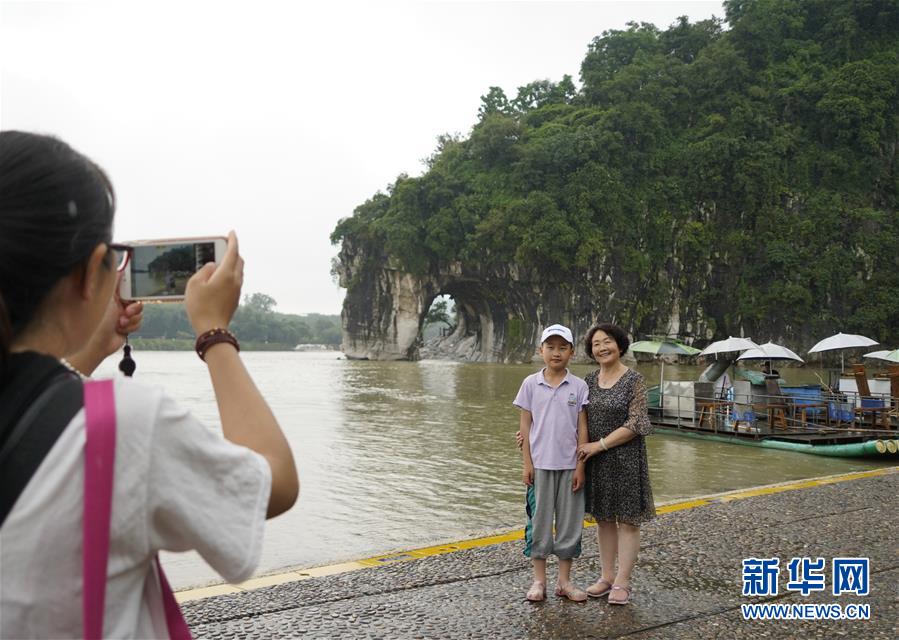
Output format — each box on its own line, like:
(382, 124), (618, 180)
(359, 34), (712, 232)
(182, 469), (898, 639)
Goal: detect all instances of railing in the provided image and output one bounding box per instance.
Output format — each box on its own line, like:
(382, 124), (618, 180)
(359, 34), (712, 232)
(649, 387), (898, 437)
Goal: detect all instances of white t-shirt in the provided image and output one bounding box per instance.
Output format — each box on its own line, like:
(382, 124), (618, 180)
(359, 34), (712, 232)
(0, 377), (272, 639)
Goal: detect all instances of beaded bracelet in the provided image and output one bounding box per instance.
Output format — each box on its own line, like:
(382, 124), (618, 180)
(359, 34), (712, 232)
(195, 328), (240, 361)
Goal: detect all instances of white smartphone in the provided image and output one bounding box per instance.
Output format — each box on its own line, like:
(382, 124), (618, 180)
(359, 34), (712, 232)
(118, 236), (227, 302)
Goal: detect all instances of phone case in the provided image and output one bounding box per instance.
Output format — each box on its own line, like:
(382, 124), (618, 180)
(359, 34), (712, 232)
(119, 236), (227, 302)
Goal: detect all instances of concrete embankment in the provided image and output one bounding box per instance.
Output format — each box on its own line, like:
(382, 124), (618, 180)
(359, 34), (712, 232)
(179, 467), (898, 639)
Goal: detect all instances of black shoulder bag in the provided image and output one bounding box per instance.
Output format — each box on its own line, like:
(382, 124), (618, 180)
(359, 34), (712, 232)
(0, 352), (84, 527)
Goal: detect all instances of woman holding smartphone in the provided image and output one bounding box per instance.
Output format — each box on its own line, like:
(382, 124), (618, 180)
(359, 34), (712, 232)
(0, 131), (299, 638)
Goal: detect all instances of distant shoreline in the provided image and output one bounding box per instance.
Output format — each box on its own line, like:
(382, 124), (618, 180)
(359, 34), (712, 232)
(130, 338), (340, 352)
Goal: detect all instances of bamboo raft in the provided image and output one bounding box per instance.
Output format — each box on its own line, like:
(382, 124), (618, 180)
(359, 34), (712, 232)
(647, 384), (899, 458)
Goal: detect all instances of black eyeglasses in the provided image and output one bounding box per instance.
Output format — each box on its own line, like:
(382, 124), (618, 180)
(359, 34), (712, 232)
(108, 243), (134, 272)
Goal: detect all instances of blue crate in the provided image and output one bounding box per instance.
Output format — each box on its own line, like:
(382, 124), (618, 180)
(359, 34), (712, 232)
(860, 397), (887, 409)
(781, 385), (827, 419)
(828, 400), (854, 423)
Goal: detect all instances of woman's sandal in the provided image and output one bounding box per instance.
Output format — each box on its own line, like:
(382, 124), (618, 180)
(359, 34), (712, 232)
(554, 582), (588, 602)
(526, 580), (546, 602)
(608, 584), (631, 605)
(586, 579), (613, 598)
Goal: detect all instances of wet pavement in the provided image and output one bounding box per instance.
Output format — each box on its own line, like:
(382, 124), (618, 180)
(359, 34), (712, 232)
(182, 469), (898, 639)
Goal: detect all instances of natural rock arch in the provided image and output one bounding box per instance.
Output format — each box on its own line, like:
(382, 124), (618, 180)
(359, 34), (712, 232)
(333, 238), (702, 362)
(335, 242), (535, 361)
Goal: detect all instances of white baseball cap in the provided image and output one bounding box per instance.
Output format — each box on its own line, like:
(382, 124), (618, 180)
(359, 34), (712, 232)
(541, 324), (574, 345)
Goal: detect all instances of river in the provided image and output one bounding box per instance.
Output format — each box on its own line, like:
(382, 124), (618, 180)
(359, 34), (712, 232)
(94, 351), (892, 589)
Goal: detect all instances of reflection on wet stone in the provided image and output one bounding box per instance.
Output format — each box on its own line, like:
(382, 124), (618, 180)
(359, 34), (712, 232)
(185, 472), (896, 639)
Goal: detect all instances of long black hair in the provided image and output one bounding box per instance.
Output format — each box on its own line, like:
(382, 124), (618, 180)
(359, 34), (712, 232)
(0, 131), (116, 374)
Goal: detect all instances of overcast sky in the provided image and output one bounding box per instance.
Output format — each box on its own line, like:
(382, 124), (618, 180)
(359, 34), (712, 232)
(1, 0), (725, 315)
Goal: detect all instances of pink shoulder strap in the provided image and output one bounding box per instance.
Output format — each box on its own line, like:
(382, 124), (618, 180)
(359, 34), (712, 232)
(82, 379), (192, 640)
(157, 558), (192, 639)
(82, 380), (115, 640)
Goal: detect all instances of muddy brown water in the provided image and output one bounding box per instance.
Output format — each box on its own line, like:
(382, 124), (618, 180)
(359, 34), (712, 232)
(95, 351), (893, 588)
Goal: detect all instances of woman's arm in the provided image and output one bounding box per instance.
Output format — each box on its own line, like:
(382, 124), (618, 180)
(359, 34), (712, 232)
(203, 346), (298, 518)
(622, 375), (653, 435)
(600, 375), (652, 447)
(600, 425), (638, 448)
(578, 374), (649, 460)
(572, 408), (588, 491)
(66, 284), (143, 375)
(520, 409), (534, 486)
(185, 232), (298, 519)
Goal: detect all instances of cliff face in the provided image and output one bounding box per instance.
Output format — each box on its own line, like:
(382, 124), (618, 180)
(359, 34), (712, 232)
(335, 237), (715, 362)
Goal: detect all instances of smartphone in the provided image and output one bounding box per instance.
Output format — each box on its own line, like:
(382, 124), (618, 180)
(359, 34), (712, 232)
(119, 236), (227, 301)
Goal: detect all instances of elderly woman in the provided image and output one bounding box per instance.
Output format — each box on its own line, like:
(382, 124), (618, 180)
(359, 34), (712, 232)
(577, 323), (654, 605)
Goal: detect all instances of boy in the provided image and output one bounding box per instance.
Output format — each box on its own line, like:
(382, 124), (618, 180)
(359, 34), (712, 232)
(513, 324), (589, 602)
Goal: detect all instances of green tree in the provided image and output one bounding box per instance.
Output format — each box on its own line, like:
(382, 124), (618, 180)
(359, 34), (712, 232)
(135, 294), (341, 347)
(425, 299), (454, 329)
(478, 86), (511, 119)
(331, 0), (899, 346)
(244, 292), (277, 313)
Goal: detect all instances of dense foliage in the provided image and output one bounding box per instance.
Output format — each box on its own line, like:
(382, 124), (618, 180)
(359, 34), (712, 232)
(332, 0), (899, 345)
(134, 293), (342, 348)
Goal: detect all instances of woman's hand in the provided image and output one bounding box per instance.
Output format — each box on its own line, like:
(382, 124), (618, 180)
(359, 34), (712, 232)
(577, 442), (602, 462)
(185, 231), (243, 335)
(572, 468), (585, 492)
(96, 287), (143, 356)
(117, 300), (144, 337)
(522, 461), (534, 486)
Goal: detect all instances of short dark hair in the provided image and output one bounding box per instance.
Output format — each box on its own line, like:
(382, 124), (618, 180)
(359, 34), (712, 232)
(584, 323), (630, 361)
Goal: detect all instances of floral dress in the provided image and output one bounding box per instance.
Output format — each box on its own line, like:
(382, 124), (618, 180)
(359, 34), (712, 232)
(584, 368), (655, 525)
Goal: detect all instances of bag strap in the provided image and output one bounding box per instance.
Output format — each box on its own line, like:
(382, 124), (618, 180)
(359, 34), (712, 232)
(82, 379), (192, 640)
(157, 558), (193, 639)
(82, 380), (116, 640)
(0, 352), (83, 528)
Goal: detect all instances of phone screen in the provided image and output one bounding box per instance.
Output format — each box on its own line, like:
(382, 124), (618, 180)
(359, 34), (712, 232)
(128, 242), (215, 298)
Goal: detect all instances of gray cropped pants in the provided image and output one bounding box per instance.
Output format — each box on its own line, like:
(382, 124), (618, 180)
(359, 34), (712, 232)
(524, 468), (585, 560)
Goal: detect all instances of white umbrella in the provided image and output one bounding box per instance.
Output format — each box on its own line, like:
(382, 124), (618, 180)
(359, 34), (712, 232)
(881, 349), (899, 363)
(808, 332), (878, 372)
(698, 338), (760, 421)
(863, 350), (897, 362)
(737, 342), (804, 363)
(698, 336), (760, 356)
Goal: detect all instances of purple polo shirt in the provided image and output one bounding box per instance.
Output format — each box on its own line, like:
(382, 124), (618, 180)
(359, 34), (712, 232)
(513, 368), (589, 470)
